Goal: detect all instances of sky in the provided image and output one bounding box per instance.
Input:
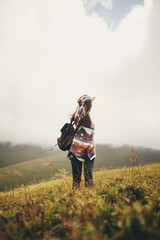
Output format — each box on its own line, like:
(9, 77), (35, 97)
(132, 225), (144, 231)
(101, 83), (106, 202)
(0, 0), (160, 149)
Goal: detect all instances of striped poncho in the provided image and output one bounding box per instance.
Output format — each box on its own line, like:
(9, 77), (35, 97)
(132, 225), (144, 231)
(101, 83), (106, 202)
(69, 97), (96, 162)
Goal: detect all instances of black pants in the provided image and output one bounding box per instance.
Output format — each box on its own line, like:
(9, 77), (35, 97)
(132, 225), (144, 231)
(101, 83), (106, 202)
(68, 152), (95, 188)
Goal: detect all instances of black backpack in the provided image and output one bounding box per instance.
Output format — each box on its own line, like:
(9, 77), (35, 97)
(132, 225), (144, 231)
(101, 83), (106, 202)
(57, 122), (75, 151)
(57, 113), (88, 151)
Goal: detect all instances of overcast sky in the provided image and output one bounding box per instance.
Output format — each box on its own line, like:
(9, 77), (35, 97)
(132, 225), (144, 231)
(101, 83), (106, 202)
(0, 0), (160, 149)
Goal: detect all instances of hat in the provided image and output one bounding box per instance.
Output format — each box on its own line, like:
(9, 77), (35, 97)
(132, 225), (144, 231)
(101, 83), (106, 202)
(77, 94), (95, 106)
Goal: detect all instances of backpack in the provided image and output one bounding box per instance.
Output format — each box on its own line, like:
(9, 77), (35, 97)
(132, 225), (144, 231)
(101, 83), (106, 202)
(57, 122), (75, 151)
(57, 112), (88, 151)
(56, 109), (89, 151)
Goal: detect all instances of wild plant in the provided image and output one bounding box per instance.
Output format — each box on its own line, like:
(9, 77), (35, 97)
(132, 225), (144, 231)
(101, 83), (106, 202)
(129, 147), (141, 176)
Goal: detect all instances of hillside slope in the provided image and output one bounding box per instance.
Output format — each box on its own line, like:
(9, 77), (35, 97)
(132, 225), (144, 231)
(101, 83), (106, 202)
(0, 144), (160, 191)
(1, 142), (160, 168)
(0, 163), (160, 240)
(0, 152), (67, 191)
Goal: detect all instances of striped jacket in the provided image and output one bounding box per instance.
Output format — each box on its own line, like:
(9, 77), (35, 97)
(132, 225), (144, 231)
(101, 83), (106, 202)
(69, 105), (96, 161)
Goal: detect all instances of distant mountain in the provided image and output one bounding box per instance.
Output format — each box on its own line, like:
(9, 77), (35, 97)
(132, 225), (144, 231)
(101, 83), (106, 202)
(0, 142), (49, 168)
(95, 144), (160, 169)
(0, 142), (160, 169)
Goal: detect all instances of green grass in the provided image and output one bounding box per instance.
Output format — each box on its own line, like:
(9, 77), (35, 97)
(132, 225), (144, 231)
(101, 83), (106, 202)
(0, 163), (160, 239)
(1, 144), (160, 192)
(0, 152), (67, 191)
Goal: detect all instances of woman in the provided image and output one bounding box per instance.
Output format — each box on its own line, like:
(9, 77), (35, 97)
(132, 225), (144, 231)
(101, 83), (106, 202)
(68, 94), (96, 189)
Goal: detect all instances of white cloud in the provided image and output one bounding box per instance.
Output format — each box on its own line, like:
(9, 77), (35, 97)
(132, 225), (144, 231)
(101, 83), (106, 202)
(0, 0), (160, 149)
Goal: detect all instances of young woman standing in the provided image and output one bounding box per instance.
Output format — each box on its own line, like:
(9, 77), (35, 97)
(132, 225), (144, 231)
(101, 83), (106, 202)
(68, 95), (96, 189)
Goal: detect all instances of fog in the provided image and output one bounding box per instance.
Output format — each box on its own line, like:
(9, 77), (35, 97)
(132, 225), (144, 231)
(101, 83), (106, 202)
(0, 0), (160, 149)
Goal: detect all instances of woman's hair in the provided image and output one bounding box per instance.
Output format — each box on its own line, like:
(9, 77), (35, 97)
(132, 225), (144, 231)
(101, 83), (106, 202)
(71, 99), (92, 127)
(83, 113), (92, 127)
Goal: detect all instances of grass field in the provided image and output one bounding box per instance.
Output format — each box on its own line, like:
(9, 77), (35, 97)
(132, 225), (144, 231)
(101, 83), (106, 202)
(0, 152), (67, 192)
(0, 163), (160, 240)
(1, 144), (160, 192)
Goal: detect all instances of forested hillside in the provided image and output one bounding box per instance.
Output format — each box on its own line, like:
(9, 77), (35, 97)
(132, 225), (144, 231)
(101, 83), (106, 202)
(1, 142), (160, 168)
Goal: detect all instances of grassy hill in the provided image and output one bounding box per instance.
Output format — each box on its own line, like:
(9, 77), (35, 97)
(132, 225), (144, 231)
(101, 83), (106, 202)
(0, 152), (67, 192)
(0, 163), (159, 240)
(0, 143), (160, 191)
(1, 142), (160, 169)
(0, 142), (47, 168)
